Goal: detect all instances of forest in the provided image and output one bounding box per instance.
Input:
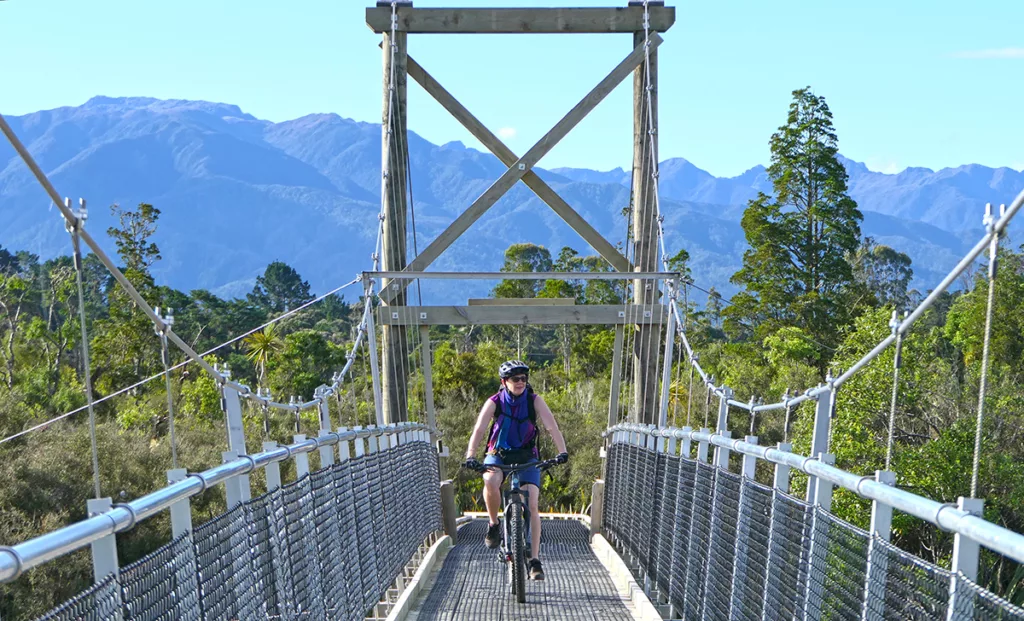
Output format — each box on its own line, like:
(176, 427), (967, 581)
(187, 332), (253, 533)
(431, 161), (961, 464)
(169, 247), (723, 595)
(1, 87), (1022, 618)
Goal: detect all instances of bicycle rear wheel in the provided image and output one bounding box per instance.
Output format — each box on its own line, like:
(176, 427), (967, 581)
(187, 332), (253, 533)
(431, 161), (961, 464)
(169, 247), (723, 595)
(509, 502), (526, 603)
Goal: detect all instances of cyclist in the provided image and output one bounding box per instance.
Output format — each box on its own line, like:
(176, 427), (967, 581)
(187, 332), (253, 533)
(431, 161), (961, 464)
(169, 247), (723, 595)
(464, 359), (568, 581)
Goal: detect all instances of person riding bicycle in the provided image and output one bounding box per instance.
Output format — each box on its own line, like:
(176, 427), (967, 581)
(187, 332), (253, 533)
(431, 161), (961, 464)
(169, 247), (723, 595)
(464, 359), (568, 581)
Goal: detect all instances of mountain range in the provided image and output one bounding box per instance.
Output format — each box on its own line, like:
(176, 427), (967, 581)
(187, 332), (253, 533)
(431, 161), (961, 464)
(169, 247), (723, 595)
(2, 96), (1022, 305)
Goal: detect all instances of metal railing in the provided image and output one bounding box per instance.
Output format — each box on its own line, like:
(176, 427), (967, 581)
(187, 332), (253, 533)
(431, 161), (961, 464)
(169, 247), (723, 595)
(2, 423), (443, 621)
(602, 423), (1024, 621)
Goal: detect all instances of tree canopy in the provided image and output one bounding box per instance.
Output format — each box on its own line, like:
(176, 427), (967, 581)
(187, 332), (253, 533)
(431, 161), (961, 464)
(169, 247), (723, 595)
(725, 87), (863, 360)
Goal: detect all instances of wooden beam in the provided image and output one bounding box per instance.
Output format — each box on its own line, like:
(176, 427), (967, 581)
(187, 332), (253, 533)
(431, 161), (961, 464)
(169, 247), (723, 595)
(365, 7), (676, 34)
(378, 305), (666, 326)
(632, 29), (661, 425)
(383, 34), (662, 302)
(468, 298), (576, 306)
(406, 55), (631, 273)
(381, 28), (410, 424)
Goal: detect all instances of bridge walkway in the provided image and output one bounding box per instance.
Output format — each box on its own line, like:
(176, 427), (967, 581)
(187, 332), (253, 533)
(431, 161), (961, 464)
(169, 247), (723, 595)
(406, 519), (637, 621)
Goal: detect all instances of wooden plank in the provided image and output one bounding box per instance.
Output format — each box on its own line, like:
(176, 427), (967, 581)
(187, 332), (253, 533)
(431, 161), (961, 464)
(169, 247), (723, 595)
(378, 305), (666, 326)
(365, 7), (676, 34)
(384, 34), (662, 302)
(468, 298), (575, 306)
(406, 55), (631, 273)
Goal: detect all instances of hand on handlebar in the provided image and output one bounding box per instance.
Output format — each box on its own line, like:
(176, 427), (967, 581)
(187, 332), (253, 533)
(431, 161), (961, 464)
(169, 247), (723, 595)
(463, 457), (485, 472)
(555, 452), (569, 464)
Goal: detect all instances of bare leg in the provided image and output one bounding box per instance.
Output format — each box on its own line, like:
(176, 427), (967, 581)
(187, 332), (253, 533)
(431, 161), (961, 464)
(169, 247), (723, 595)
(483, 469), (503, 525)
(524, 483), (541, 560)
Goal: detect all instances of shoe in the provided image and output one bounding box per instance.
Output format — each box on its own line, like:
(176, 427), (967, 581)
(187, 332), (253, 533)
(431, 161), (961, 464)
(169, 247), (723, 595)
(485, 522), (502, 549)
(528, 558), (545, 581)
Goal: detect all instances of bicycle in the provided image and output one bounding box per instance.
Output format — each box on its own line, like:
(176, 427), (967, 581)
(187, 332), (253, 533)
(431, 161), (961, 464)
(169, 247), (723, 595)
(465, 457), (562, 603)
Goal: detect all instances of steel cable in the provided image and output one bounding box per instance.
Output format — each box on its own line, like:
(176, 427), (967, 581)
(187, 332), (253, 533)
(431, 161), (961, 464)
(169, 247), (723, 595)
(971, 205), (1001, 497)
(67, 210), (102, 499)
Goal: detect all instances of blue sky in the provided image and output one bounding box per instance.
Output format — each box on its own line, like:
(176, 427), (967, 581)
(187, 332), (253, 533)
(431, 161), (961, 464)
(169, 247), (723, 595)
(2, 0), (1022, 177)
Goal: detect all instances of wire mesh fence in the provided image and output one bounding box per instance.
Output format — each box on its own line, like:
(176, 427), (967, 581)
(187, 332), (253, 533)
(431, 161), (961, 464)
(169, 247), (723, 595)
(120, 532), (202, 621)
(866, 535), (952, 620)
(33, 575), (122, 621)
(31, 434), (443, 621)
(602, 431), (1024, 621)
(729, 478), (773, 621)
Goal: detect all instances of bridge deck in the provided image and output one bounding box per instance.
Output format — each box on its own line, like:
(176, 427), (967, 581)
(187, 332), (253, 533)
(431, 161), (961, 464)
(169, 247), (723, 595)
(408, 519), (636, 620)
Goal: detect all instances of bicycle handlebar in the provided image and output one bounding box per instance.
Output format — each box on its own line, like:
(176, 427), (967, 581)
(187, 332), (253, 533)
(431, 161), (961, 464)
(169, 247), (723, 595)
(462, 458), (562, 474)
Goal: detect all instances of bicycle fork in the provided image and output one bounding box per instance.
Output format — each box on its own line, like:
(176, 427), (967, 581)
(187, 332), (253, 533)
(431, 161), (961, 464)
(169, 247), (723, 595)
(500, 488), (532, 562)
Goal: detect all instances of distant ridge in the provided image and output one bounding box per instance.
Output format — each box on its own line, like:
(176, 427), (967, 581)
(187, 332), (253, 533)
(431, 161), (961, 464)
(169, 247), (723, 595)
(2, 96), (1020, 303)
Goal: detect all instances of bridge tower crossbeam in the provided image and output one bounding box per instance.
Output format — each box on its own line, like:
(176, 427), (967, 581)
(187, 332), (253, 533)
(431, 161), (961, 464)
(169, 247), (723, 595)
(367, 2), (676, 426)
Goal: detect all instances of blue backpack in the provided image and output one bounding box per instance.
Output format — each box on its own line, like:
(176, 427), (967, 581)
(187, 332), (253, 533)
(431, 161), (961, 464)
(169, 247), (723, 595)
(486, 386), (539, 462)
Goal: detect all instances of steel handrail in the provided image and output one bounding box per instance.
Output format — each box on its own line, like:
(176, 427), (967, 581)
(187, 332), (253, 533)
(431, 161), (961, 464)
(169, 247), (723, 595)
(0, 422), (432, 583)
(606, 422), (1024, 566)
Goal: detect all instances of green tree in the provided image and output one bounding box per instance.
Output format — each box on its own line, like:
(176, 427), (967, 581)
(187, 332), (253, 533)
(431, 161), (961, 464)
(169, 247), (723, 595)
(0, 245), (19, 275)
(851, 237), (915, 309)
(725, 87), (863, 360)
(107, 203), (162, 271)
(666, 247), (692, 283)
(91, 204), (163, 393)
(247, 261), (313, 313)
(0, 266), (31, 389)
(267, 330), (345, 403)
(492, 243), (553, 299)
(25, 258), (79, 396)
(177, 290), (266, 356)
(243, 323), (283, 390)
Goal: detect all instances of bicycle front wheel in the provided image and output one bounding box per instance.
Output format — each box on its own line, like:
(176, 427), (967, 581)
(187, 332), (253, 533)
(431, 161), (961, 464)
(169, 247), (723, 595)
(509, 502), (526, 603)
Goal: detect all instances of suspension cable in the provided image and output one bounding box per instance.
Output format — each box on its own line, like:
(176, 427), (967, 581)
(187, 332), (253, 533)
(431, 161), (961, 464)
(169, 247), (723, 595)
(156, 308), (179, 469)
(686, 357), (696, 427)
(672, 324), (684, 426)
(66, 200), (102, 499)
(704, 377), (712, 428)
(0, 276), (362, 445)
(884, 310), (904, 471)
(971, 203), (1002, 498)
(783, 390), (792, 443)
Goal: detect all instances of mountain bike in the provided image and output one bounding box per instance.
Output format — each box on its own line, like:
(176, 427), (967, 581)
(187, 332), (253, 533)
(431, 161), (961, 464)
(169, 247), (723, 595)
(465, 458), (561, 603)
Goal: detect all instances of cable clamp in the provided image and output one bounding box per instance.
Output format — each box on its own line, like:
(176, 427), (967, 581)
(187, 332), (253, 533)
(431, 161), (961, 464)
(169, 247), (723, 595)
(0, 546), (25, 581)
(112, 503), (139, 532)
(187, 473), (209, 494)
(240, 454), (257, 473)
(933, 502), (959, 532)
(854, 475), (874, 497)
(800, 455), (821, 472)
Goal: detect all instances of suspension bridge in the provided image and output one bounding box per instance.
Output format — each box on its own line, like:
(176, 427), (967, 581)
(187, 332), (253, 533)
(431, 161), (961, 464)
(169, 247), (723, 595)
(2, 2), (1024, 620)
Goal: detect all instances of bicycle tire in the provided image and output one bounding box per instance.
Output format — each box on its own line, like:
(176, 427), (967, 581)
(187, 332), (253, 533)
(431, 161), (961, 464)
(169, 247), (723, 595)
(510, 502), (526, 603)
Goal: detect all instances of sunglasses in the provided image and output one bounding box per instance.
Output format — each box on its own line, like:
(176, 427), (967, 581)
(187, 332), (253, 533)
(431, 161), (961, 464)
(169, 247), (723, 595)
(506, 375), (528, 384)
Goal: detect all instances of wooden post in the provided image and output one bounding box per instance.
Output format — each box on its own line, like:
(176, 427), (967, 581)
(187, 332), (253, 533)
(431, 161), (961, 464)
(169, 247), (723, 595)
(631, 29), (661, 425)
(381, 27), (409, 424)
(440, 479), (459, 545)
(590, 479), (605, 540)
(608, 324), (625, 428)
(420, 325), (436, 439)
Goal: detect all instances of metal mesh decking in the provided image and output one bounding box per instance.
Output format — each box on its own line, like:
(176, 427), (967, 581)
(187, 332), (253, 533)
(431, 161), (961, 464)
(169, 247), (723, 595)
(411, 519), (633, 620)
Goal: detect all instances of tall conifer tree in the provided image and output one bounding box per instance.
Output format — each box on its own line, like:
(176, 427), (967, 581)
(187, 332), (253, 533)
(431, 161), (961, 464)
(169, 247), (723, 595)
(726, 87), (863, 357)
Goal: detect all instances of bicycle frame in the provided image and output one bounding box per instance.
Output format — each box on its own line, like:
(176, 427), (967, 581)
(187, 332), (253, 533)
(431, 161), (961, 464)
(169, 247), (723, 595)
(464, 457), (561, 602)
(483, 460), (559, 560)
